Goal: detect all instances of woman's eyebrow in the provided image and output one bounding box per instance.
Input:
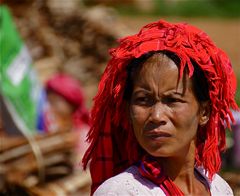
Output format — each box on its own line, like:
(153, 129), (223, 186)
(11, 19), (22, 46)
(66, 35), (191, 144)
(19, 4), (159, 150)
(165, 90), (185, 97)
(132, 89), (151, 95)
(173, 92), (184, 96)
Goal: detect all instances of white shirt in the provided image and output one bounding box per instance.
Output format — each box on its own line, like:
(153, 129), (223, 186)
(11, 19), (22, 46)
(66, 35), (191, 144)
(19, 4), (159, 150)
(94, 165), (233, 196)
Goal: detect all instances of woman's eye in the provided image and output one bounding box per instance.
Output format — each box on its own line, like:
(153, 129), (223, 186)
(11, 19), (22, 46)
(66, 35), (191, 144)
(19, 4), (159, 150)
(164, 97), (181, 104)
(133, 96), (153, 106)
(136, 97), (148, 103)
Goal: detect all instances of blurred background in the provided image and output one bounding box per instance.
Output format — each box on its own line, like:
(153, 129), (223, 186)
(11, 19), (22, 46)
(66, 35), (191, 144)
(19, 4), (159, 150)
(0, 0), (240, 195)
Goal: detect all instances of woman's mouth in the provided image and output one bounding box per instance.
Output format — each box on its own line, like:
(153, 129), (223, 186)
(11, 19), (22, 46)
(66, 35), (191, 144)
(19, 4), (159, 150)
(145, 131), (172, 140)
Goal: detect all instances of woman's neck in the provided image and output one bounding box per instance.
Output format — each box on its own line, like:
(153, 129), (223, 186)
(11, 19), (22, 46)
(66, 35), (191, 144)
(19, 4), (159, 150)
(157, 140), (209, 195)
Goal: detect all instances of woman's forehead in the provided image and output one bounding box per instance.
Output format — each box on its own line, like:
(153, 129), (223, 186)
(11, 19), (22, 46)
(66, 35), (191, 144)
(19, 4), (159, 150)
(137, 53), (179, 78)
(133, 53), (193, 92)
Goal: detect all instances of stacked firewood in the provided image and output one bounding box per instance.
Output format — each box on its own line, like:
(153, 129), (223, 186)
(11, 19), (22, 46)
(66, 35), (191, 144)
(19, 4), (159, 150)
(1, 1), (129, 195)
(5, 0), (130, 84)
(0, 131), (91, 195)
(5, 0), (131, 107)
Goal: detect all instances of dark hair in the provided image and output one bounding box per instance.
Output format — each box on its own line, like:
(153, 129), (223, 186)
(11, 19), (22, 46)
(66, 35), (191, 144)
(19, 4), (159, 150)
(124, 51), (210, 103)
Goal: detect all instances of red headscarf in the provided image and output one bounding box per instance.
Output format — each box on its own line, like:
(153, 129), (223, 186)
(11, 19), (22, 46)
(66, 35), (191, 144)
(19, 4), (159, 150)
(82, 20), (239, 194)
(46, 73), (90, 126)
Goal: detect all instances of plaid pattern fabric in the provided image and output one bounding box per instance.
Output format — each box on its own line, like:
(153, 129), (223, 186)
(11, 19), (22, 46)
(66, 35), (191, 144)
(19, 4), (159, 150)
(88, 110), (131, 194)
(82, 20), (239, 195)
(138, 155), (184, 196)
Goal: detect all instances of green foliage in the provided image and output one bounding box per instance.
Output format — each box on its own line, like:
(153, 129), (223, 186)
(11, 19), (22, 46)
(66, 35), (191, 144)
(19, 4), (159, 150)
(114, 0), (240, 18)
(154, 0), (216, 17)
(154, 0), (240, 18)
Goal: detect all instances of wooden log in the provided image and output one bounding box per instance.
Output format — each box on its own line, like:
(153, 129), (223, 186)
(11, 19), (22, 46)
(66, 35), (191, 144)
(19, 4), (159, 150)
(5, 151), (71, 175)
(1, 135), (26, 152)
(1, 130), (79, 186)
(28, 169), (91, 196)
(0, 131), (78, 162)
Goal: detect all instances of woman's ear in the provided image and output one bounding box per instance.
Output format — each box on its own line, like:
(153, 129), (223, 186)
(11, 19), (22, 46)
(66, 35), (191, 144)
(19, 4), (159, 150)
(199, 101), (211, 127)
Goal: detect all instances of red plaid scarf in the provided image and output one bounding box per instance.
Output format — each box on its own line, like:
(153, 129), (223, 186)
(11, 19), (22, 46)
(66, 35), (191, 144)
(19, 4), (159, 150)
(82, 20), (239, 195)
(138, 155), (184, 196)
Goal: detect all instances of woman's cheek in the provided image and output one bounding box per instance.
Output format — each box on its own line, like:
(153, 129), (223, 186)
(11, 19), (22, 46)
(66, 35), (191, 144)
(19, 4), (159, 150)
(131, 106), (148, 123)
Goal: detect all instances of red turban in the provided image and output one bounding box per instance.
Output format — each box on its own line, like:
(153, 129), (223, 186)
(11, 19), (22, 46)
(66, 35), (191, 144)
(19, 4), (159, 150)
(46, 73), (89, 126)
(82, 20), (239, 194)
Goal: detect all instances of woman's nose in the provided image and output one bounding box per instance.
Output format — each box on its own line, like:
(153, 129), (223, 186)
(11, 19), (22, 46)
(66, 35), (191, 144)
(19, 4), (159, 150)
(149, 102), (167, 125)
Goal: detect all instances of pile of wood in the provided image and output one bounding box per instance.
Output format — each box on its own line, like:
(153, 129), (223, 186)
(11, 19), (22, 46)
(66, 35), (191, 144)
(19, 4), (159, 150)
(0, 130), (91, 195)
(1, 1), (129, 195)
(4, 0), (131, 107)
(5, 0), (130, 84)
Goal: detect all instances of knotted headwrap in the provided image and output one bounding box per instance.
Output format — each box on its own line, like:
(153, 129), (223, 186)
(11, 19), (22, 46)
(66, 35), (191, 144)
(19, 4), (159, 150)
(82, 20), (239, 194)
(46, 73), (90, 126)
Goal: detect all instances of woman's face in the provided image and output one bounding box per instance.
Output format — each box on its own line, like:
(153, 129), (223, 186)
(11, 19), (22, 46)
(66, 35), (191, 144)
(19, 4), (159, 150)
(47, 91), (75, 131)
(129, 54), (205, 158)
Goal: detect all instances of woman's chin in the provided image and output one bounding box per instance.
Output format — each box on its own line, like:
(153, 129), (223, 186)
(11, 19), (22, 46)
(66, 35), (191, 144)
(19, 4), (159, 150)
(145, 148), (172, 158)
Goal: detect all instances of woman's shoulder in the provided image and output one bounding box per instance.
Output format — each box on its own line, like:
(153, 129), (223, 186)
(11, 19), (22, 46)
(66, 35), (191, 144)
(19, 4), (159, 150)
(196, 167), (233, 195)
(93, 165), (165, 196)
(210, 173), (234, 195)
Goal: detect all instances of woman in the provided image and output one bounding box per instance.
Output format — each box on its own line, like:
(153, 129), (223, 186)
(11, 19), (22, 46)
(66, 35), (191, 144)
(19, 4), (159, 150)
(37, 73), (90, 159)
(82, 20), (239, 195)
(43, 73), (89, 132)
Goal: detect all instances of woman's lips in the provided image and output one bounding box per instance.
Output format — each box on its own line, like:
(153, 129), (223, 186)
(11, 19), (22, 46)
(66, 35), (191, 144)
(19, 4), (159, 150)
(145, 130), (172, 139)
